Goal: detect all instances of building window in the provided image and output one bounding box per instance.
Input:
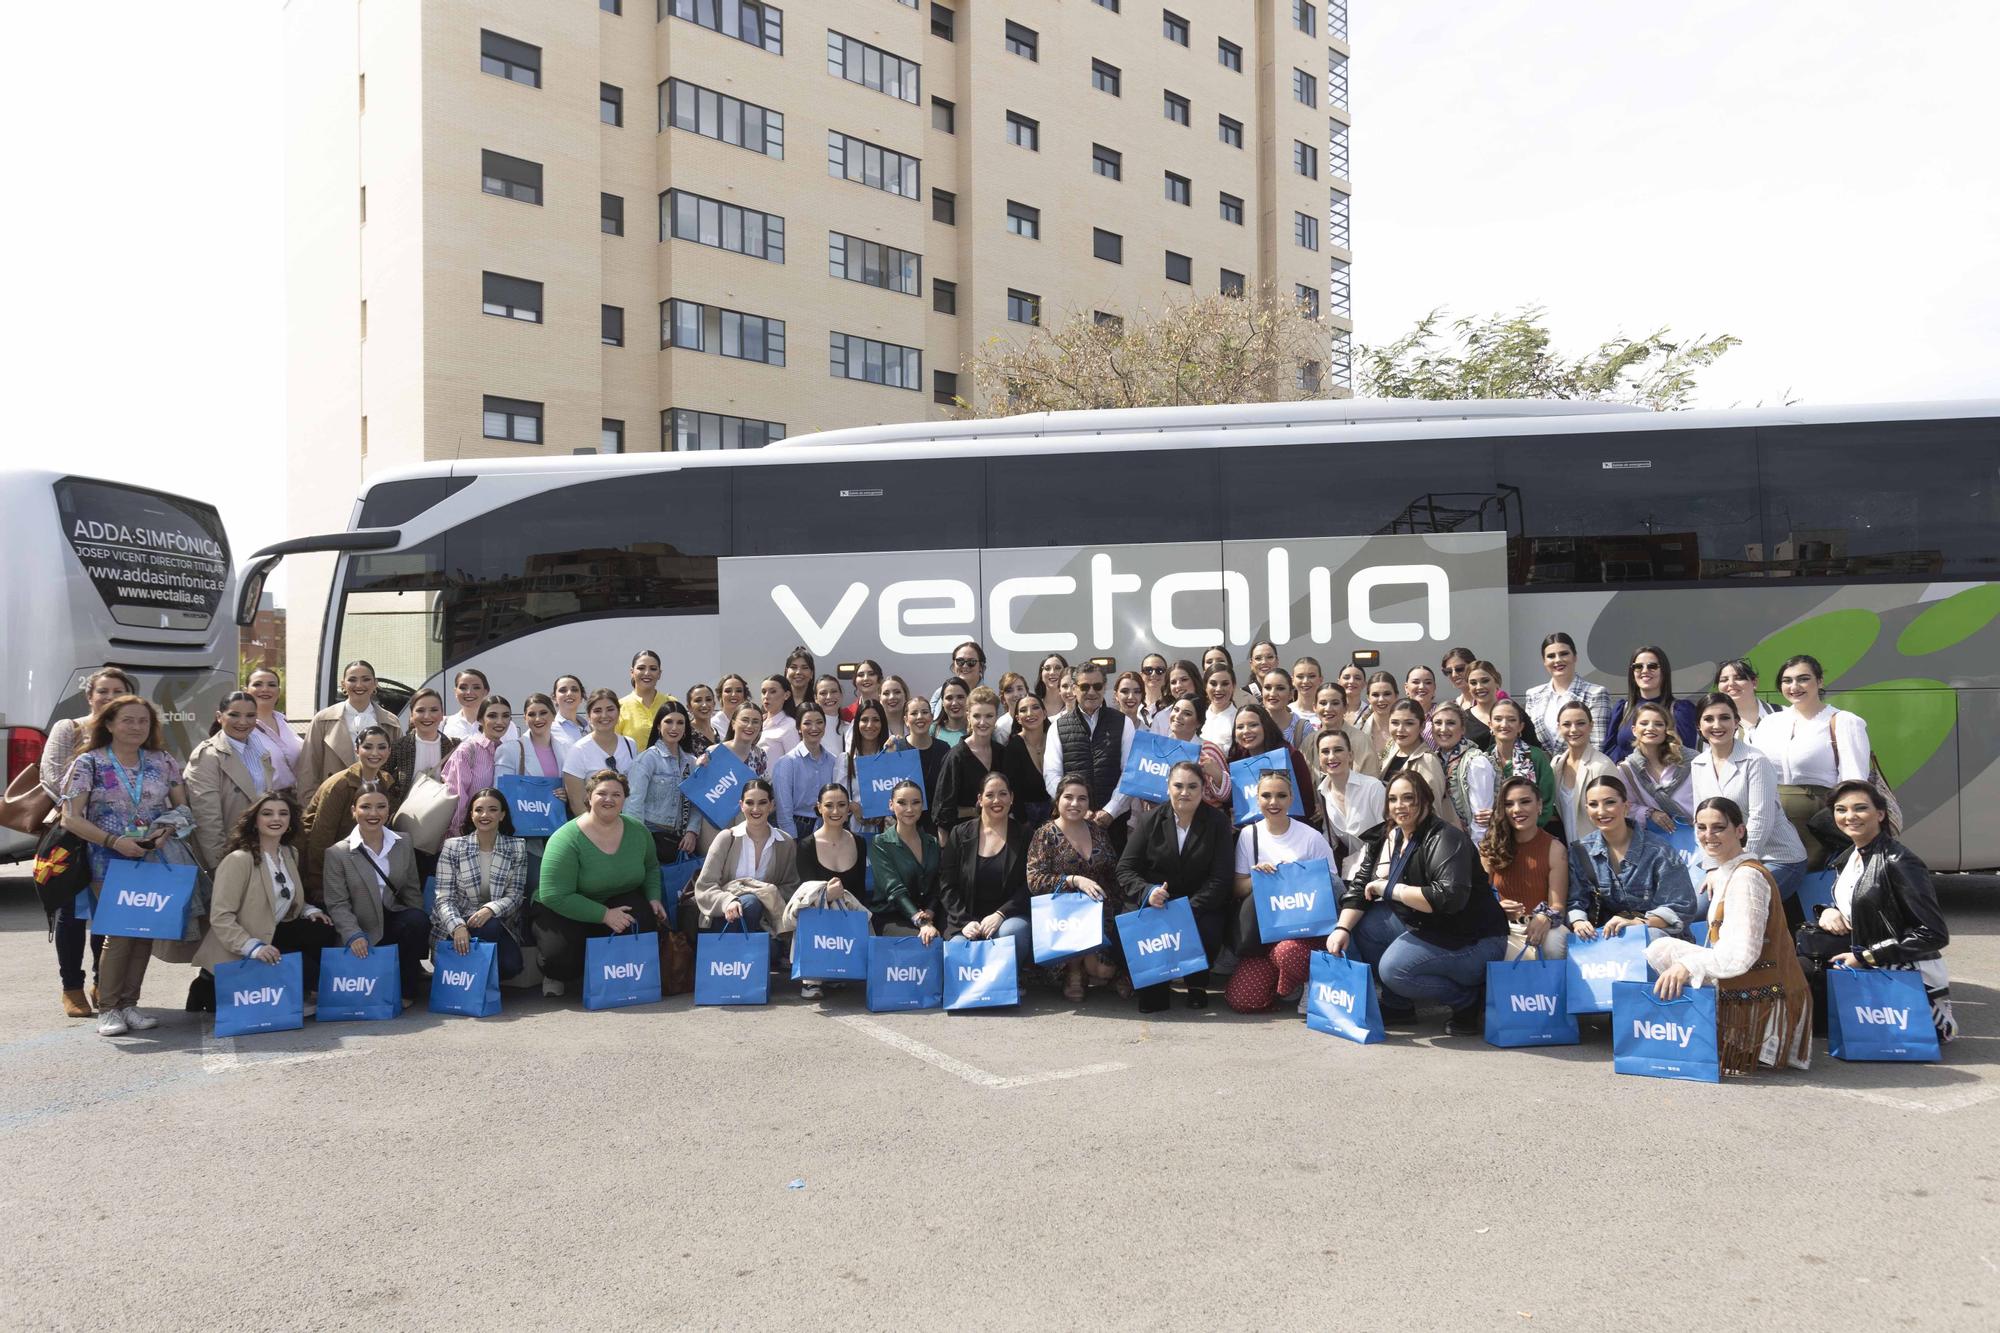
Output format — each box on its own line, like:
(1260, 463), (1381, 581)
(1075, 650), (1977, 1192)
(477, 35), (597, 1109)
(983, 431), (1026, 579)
(934, 370), (960, 406)
(1217, 114), (1242, 147)
(1294, 0), (1316, 35)
(661, 79), (784, 158)
(1093, 0), (1120, 10)
(600, 419), (625, 454)
(1219, 268), (1245, 296)
(666, 408), (784, 451)
(601, 193), (624, 235)
(1164, 172), (1190, 205)
(1296, 284), (1321, 320)
(1004, 20), (1037, 60)
(662, 189), (786, 262)
(827, 130), (921, 199)
(1330, 187), (1351, 247)
(1297, 361), (1323, 393)
(480, 149), (541, 204)
(1007, 289), (1042, 326)
(830, 332), (922, 389)
(829, 231), (922, 295)
(601, 0), (622, 13)
(1092, 143), (1123, 179)
(1295, 211), (1319, 250)
(1093, 228), (1123, 263)
(1165, 250), (1191, 284)
(1162, 10), (1189, 45)
(600, 83), (623, 126)
(479, 30), (540, 87)
(1329, 50), (1349, 106)
(931, 4), (954, 41)
(1006, 200), (1040, 238)
(1093, 310), (1123, 329)
(1006, 111), (1040, 150)
(827, 30), (921, 103)
(602, 305), (624, 346)
(664, 298), (787, 365)
(666, 0), (783, 55)
(1294, 140), (1318, 178)
(1217, 37), (1242, 71)
(1331, 258), (1352, 316)
(482, 395), (541, 443)
(931, 97), (955, 132)
(1164, 91), (1189, 125)
(933, 278), (957, 314)
(1091, 59), (1121, 95)
(1329, 116), (1350, 176)
(481, 272), (542, 322)
(1293, 68), (1316, 106)
(1218, 192), (1243, 224)
(933, 188), (956, 224)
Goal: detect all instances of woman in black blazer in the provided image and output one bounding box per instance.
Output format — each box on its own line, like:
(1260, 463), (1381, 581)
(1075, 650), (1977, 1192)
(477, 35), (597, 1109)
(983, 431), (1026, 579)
(939, 771), (1033, 975)
(1115, 760), (1234, 1012)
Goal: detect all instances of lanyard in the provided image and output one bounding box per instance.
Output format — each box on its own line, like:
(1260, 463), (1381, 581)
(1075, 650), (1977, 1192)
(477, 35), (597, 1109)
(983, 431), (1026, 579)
(104, 751), (147, 815)
(1385, 832), (1416, 891)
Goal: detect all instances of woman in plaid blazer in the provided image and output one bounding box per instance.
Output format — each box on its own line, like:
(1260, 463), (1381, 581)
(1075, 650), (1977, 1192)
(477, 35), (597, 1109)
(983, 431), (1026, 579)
(431, 787), (531, 980)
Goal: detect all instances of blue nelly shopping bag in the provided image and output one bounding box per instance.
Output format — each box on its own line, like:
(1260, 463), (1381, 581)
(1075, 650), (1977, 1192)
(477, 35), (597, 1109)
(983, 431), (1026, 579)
(659, 853), (702, 906)
(92, 859), (198, 940)
(1612, 980), (1720, 1083)
(1827, 967), (1939, 1062)
(584, 930), (662, 1010)
(1117, 732), (1200, 804)
(1795, 867), (1838, 913)
(1661, 822), (1706, 897)
(1251, 859), (1339, 942)
(944, 937), (1020, 1011)
(686, 746), (757, 829)
(430, 939), (502, 1017)
(1484, 955), (1579, 1047)
(1305, 951), (1384, 1044)
(695, 923), (771, 1005)
(1229, 750), (1304, 825)
(1565, 928), (1652, 1015)
(854, 748), (924, 821)
(317, 943), (400, 1022)
(1115, 897), (1208, 989)
(867, 935), (944, 1012)
(215, 952), (306, 1037)
(1030, 890), (1105, 964)
(497, 774), (565, 837)
(791, 906), (870, 981)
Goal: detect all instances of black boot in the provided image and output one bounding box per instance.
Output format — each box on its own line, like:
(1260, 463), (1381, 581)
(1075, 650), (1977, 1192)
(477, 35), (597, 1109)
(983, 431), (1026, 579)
(185, 970), (216, 1013)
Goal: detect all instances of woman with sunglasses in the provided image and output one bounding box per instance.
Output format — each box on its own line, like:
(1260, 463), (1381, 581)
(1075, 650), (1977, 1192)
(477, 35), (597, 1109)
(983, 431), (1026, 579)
(194, 793), (338, 1012)
(617, 650), (670, 749)
(1440, 648), (1478, 711)
(1751, 653), (1875, 871)
(1603, 645), (1699, 762)
(242, 667), (301, 793)
(1136, 654), (1174, 730)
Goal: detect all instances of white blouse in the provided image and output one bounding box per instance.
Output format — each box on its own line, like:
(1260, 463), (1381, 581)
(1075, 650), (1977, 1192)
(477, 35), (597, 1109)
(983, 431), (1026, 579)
(732, 826), (791, 882)
(1200, 704), (1238, 748)
(1645, 854), (1810, 1070)
(561, 734), (636, 780)
(1689, 745), (1807, 865)
(1749, 706), (1871, 789)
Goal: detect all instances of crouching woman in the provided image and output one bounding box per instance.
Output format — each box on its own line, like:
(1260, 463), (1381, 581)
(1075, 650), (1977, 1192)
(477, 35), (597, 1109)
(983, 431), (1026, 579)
(194, 793), (339, 1008)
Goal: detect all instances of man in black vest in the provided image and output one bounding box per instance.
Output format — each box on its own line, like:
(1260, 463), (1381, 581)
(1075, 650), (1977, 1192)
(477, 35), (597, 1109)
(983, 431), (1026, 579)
(1042, 662), (1133, 830)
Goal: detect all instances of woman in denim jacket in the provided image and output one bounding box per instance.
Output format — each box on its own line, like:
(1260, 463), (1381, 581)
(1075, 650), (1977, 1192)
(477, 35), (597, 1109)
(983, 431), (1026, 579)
(1565, 774), (1697, 942)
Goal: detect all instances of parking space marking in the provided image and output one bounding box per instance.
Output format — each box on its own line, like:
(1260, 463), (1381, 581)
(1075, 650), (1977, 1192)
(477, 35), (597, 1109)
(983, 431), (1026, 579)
(199, 1030), (362, 1074)
(831, 1014), (1127, 1089)
(1804, 1082), (1999, 1115)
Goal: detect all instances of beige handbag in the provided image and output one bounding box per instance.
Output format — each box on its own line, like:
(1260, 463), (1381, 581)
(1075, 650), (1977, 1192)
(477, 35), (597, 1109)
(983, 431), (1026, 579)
(0, 766), (55, 834)
(391, 773), (457, 854)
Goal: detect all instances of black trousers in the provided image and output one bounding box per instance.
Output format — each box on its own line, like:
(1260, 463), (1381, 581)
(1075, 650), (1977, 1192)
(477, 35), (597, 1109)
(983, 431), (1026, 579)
(378, 907), (434, 998)
(532, 892), (653, 982)
(273, 916), (341, 995)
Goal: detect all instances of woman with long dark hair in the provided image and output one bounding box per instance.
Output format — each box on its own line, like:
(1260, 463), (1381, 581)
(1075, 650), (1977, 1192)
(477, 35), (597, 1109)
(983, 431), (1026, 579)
(1690, 692), (1807, 913)
(296, 659), (401, 797)
(1481, 775), (1568, 960)
(242, 666), (302, 793)
(628, 700), (702, 861)
(1603, 645), (1699, 762)
(432, 787), (530, 980)
(1226, 702), (1319, 827)
(1714, 658), (1774, 745)
(184, 690), (278, 876)
(1564, 775), (1697, 942)
(1149, 659), (1206, 737)
(617, 649), (668, 748)
(1751, 653), (1874, 870)
(194, 792), (338, 1010)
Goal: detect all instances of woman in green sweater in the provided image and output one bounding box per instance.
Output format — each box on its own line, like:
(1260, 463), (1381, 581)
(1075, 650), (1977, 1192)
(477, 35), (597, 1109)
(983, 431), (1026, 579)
(867, 779), (943, 941)
(531, 768), (664, 997)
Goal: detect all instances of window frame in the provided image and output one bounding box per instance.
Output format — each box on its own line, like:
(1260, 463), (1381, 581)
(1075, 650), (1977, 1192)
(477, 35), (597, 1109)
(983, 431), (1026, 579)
(1006, 200), (1040, 239)
(1004, 20), (1038, 60)
(481, 395), (543, 444)
(1164, 90), (1190, 125)
(479, 30), (541, 87)
(480, 271), (543, 323)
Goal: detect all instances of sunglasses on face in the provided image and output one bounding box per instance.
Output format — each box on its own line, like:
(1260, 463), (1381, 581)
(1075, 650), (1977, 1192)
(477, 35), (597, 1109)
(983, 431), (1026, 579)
(1141, 665), (1165, 675)
(953, 657), (982, 668)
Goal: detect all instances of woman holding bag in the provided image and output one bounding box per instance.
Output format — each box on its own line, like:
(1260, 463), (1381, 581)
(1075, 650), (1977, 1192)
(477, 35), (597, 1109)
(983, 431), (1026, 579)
(439, 696), (519, 839)
(60, 695), (199, 1032)
(184, 691), (277, 876)
(1646, 796), (1813, 1073)
(432, 788), (530, 982)
(627, 700), (702, 863)
(32, 666), (133, 1017)
(941, 772), (1034, 979)
(1027, 774), (1125, 1002)
(194, 793), (338, 1010)
(1565, 775), (1697, 943)
(532, 770), (667, 997)
(869, 780), (945, 941)
(1117, 762), (1233, 1012)
(321, 788), (431, 1006)
(1226, 769), (1337, 1014)
(386, 687), (457, 800)
(689, 777), (799, 940)
(782, 783), (874, 999)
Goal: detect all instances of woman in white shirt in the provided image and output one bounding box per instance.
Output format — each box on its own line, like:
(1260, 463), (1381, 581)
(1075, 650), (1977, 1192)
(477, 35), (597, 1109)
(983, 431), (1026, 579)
(1149, 660), (1204, 737)
(1226, 769), (1338, 1014)
(443, 667), (497, 742)
(1749, 653), (1872, 871)
(243, 667), (301, 793)
(1520, 631), (1611, 755)
(561, 688), (638, 815)
(514, 693), (573, 780)
(1690, 692), (1808, 917)
(1314, 728), (1385, 880)
(1199, 664), (1240, 748)
(1646, 796), (1812, 1075)
(550, 674), (588, 748)
(757, 674), (801, 764)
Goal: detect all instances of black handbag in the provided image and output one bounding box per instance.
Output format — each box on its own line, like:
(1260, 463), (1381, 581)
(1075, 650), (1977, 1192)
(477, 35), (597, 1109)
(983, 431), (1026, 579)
(32, 819), (93, 934)
(1793, 921), (1849, 975)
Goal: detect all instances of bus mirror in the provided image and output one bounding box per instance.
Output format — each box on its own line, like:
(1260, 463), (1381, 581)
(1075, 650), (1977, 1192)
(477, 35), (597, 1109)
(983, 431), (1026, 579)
(235, 556), (277, 627)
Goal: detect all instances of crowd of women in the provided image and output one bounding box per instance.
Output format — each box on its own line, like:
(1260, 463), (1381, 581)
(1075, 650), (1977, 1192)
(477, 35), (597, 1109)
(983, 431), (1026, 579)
(30, 632), (1955, 1076)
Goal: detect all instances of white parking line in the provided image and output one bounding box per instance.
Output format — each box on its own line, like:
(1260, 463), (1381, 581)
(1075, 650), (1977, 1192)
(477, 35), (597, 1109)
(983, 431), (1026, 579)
(1804, 1083), (1999, 1115)
(832, 1014), (1128, 1089)
(199, 1031), (361, 1074)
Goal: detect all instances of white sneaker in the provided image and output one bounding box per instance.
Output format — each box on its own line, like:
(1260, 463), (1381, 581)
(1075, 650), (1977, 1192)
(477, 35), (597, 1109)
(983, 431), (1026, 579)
(542, 977), (566, 998)
(98, 1008), (130, 1036)
(122, 1007), (159, 1031)
(1297, 991), (1308, 1016)
(800, 981), (823, 1000)
(302, 998), (318, 1018)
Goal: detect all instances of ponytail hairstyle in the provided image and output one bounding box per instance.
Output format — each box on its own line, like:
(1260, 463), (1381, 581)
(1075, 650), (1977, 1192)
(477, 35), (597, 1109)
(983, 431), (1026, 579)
(208, 690), (259, 736)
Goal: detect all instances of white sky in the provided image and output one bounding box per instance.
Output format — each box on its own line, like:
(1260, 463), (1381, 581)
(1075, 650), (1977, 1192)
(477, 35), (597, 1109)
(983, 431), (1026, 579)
(9, 0), (1997, 606)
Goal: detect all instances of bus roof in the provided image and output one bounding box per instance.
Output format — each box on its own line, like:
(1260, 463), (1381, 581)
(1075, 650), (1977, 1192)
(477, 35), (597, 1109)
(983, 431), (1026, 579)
(359, 397), (2000, 490)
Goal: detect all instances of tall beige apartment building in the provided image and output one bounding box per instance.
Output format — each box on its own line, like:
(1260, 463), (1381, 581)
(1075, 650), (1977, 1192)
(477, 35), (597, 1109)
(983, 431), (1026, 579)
(284, 0), (1353, 698)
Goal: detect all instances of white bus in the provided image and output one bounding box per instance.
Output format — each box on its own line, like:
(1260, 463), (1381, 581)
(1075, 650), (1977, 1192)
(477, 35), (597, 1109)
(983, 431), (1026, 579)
(250, 398), (2000, 870)
(0, 469), (236, 858)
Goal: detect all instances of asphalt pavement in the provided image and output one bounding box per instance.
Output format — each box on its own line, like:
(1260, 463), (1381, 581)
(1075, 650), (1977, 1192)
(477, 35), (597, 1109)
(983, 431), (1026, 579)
(1, 866), (1995, 1332)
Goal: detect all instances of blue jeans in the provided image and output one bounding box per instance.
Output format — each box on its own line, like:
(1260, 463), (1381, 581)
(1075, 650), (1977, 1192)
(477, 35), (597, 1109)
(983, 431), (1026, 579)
(993, 915), (1033, 974)
(1344, 902), (1506, 1010)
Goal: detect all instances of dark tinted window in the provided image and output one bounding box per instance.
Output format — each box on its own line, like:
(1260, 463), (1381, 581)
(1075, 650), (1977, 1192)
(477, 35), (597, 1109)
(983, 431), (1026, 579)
(1502, 428), (1758, 586)
(734, 459), (983, 556)
(988, 452), (1218, 547)
(1757, 419), (2000, 581)
(1221, 439), (1494, 542)
(357, 476), (473, 527)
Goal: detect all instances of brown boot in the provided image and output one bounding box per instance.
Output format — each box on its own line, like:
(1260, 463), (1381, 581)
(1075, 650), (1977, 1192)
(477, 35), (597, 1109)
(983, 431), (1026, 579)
(62, 988), (93, 1018)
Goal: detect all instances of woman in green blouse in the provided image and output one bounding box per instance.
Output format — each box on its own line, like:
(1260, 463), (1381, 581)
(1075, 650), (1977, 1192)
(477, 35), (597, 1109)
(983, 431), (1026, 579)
(531, 768), (664, 997)
(867, 779), (942, 942)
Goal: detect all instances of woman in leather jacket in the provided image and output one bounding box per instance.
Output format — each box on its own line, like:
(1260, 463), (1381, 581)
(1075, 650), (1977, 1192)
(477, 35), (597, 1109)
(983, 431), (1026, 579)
(1804, 779), (1955, 1041)
(1329, 770), (1509, 1035)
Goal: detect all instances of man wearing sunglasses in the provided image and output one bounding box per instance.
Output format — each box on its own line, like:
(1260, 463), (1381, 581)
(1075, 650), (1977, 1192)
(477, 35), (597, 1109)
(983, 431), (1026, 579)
(1044, 662), (1135, 834)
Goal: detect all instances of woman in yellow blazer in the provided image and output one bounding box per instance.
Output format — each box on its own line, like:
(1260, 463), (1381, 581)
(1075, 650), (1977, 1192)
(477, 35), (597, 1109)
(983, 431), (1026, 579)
(294, 659), (401, 798)
(194, 792), (339, 1006)
(183, 692), (278, 875)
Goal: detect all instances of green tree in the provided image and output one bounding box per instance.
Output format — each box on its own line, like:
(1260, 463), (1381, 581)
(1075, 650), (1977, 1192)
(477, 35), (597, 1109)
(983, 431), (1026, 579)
(1357, 306), (1740, 411)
